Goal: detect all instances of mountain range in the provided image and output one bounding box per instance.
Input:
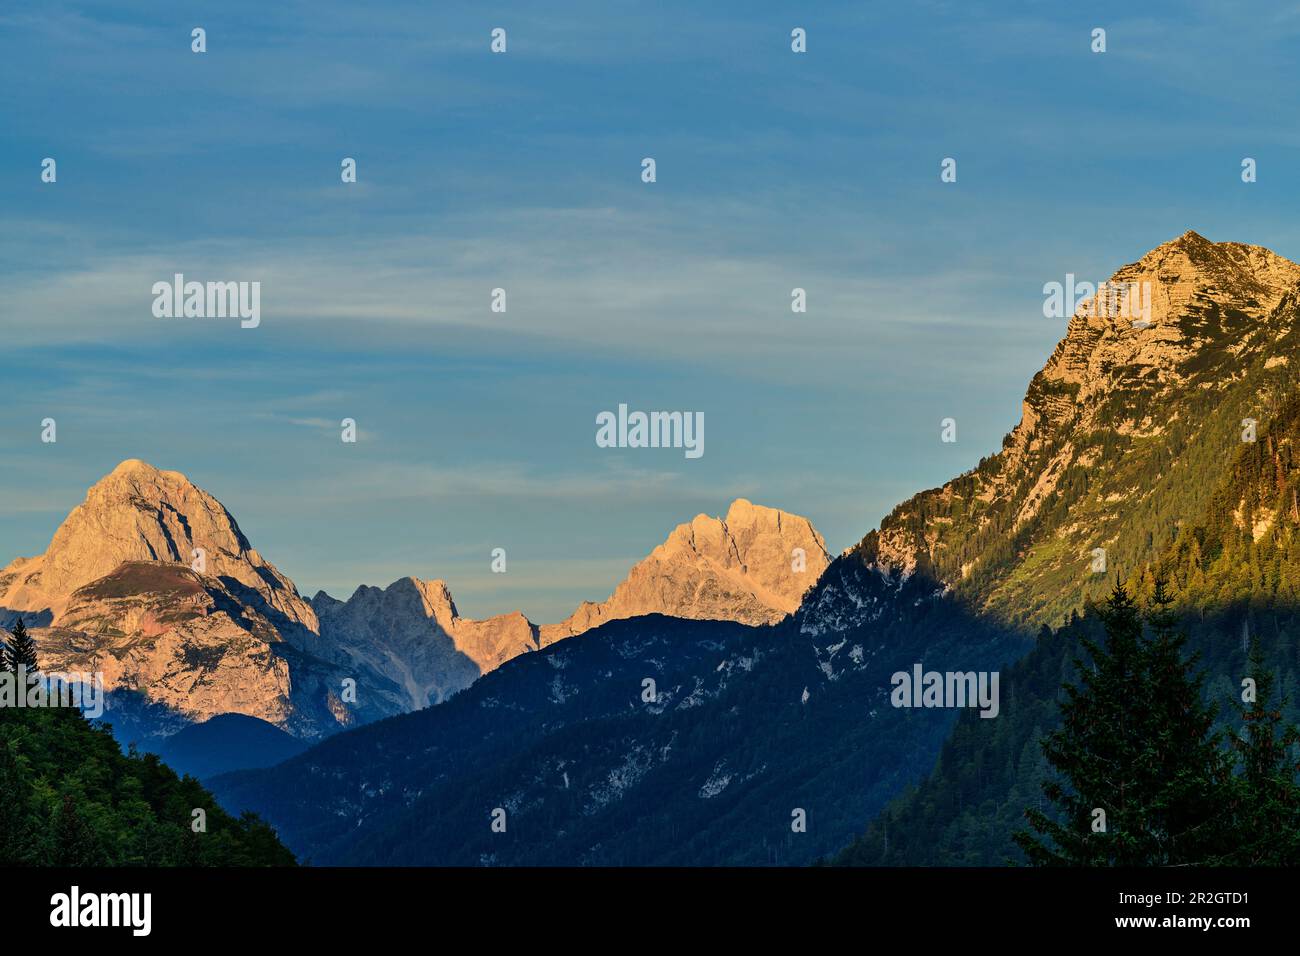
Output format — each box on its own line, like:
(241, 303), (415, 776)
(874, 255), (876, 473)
(8, 229), (1297, 866)
(0, 461), (829, 762)
(206, 229), (1300, 865)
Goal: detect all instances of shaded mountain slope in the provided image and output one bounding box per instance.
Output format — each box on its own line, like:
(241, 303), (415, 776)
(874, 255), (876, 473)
(212, 576), (1022, 866)
(152, 714), (309, 781)
(835, 388), (1300, 865)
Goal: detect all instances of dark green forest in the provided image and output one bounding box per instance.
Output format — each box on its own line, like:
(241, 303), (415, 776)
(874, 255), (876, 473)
(0, 619), (295, 867)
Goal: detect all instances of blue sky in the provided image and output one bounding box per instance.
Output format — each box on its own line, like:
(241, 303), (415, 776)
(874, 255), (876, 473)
(6, 1), (1300, 621)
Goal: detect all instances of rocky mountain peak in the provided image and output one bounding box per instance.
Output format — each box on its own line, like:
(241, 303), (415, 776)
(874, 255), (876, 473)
(542, 498), (832, 642)
(657, 498), (828, 606)
(0, 459), (316, 634)
(406, 577), (459, 619)
(109, 457), (166, 477)
(2, 461), (832, 735)
(1018, 232), (1300, 465)
(310, 576), (538, 710)
(312, 500), (831, 705)
(1111, 229), (1300, 325)
(842, 231), (1300, 629)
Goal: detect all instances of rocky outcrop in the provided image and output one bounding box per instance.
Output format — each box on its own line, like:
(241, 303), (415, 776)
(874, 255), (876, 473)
(312, 578), (539, 710)
(833, 230), (1300, 629)
(0, 459), (318, 641)
(37, 562), (296, 728)
(0, 462), (381, 741)
(540, 498), (831, 642)
(989, 231), (1300, 530)
(309, 499), (830, 703)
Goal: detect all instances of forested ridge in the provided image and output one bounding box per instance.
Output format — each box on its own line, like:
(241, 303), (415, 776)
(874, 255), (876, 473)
(0, 619), (295, 867)
(834, 393), (1300, 865)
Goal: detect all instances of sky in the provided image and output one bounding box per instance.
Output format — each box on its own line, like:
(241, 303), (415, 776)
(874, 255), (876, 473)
(6, 1), (1300, 621)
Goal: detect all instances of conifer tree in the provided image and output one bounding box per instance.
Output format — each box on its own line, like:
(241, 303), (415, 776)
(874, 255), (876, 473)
(2, 618), (38, 674)
(1222, 635), (1300, 864)
(1139, 578), (1234, 863)
(51, 794), (102, 866)
(1016, 582), (1145, 864)
(0, 741), (34, 865)
(1016, 580), (1232, 864)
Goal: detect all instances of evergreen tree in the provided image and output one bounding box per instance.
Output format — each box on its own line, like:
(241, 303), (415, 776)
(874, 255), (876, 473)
(51, 794), (103, 866)
(1140, 578), (1234, 863)
(0, 741), (35, 865)
(2, 618), (38, 674)
(1015, 580), (1233, 865)
(1016, 582), (1144, 864)
(1221, 635), (1300, 864)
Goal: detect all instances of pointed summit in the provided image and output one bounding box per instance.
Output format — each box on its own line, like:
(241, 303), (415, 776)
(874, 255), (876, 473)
(0, 460), (315, 632)
(1170, 228), (1211, 248)
(0, 462), (396, 739)
(840, 231), (1300, 629)
(1112, 230), (1300, 324)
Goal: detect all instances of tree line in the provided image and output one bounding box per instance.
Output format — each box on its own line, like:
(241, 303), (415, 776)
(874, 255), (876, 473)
(1016, 579), (1300, 865)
